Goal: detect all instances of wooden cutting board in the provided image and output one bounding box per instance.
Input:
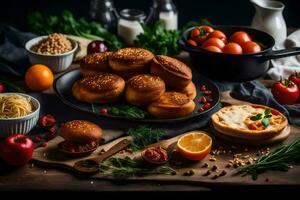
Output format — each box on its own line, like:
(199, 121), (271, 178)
(32, 91), (300, 184)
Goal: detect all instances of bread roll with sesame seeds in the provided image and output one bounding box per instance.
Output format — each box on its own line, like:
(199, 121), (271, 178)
(109, 48), (154, 79)
(150, 55), (192, 89)
(176, 82), (197, 100)
(60, 120), (102, 143)
(147, 92), (195, 119)
(80, 52), (112, 77)
(125, 74), (166, 106)
(72, 73), (125, 103)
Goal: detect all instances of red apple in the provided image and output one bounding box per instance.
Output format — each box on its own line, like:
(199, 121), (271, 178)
(0, 134), (34, 166)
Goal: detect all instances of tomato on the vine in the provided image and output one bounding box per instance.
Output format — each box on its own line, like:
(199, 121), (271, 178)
(190, 25), (214, 43)
(271, 79), (299, 105)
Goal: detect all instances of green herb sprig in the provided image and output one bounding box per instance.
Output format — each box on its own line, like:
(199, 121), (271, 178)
(0, 77), (26, 93)
(240, 138), (300, 180)
(28, 10), (123, 50)
(99, 156), (175, 177)
(108, 105), (148, 119)
(127, 126), (166, 151)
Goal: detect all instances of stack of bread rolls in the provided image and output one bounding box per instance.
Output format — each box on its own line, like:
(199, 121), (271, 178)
(73, 47), (197, 119)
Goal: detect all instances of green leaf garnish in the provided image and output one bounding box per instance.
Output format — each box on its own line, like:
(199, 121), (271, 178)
(264, 114), (272, 118)
(261, 118), (269, 128)
(264, 109), (271, 115)
(108, 105), (148, 119)
(250, 114), (262, 121)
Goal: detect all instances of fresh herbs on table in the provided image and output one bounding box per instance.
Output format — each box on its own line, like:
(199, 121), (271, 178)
(127, 126), (166, 151)
(240, 138), (300, 180)
(250, 109), (272, 128)
(28, 10), (123, 50)
(90, 104), (148, 119)
(108, 105), (148, 119)
(134, 19), (211, 56)
(99, 156), (175, 177)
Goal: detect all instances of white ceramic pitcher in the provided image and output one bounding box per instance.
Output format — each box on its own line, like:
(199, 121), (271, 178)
(251, 0), (287, 47)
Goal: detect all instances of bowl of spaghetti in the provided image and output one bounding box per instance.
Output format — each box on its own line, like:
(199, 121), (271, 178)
(0, 93), (40, 138)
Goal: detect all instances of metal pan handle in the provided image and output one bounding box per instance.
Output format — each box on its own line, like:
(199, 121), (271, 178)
(263, 47), (300, 60)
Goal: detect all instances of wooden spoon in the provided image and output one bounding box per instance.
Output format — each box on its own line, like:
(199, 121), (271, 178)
(73, 138), (131, 174)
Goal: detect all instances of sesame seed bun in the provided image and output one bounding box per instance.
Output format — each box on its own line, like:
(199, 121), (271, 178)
(147, 92), (195, 118)
(60, 120), (102, 143)
(72, 73), (125, 103)
(150, 55), (192, 89)
(80, 52), (112, 77)
(109, 48), (154, 79)
(125, 74), (166, 106)
(176, 82), (197, 100)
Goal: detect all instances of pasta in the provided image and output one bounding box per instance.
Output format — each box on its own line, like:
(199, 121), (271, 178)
(0, 95), (33, 119)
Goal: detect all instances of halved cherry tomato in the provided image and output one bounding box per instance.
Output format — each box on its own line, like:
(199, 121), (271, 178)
(203, 46), (222, 53)
(241, 41), (261, 54)
(229, 31), (252, 45)
(223, 43), (243, 54)
(271, 79), (299, 105)
(186, 39), (198, 47)
(201, 38), (225, 49)
(191, 25), (214, 43)
(208, 30), (227, 43)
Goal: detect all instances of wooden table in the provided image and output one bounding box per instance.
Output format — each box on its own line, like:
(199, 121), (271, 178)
(1, 53), (299, 193)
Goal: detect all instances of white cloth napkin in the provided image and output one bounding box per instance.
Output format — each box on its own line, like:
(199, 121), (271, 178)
(268, 29), (300, 80)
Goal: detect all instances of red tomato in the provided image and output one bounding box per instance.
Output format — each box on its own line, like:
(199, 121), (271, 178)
(201, 38), (225, 49)
(0, 134), (34, 166)
(203, 46), (222, 53)
(271, 80), (299, 105)
(191, 25), (214, 43)
(223, 43), (243, 54)
(242, 41), (262, 54)
(289, 72), (300, 94)
(229, 31), (252, 45)
(208, 30), (227, 43)
(0, 82), (5, 93)
(186, 39), (197, 47)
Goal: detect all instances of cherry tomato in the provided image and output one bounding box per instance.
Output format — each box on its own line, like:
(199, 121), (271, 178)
(186, 39), (197, 47)
(208, 30), (227, 43)
(201, 38), (225, 50)
(271, 80), (299, 105)
(0, 82), (5, 93)
(229, 31), (252, 45)
(223, 43), (243, 54)
(241, 41), (262, 54)
(203, 46), (222, 53)
(289, 72), (300, 95)
(190, 25), (214, 43)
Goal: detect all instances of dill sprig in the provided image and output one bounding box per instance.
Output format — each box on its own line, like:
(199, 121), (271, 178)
(127, 126), (166, 151)
(108, 105), (148, 119)
(240, 138), (300, 180)
(99, 156), (175, 177)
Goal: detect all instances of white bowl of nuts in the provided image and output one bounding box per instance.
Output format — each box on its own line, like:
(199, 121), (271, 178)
(25, 33), (78, 73)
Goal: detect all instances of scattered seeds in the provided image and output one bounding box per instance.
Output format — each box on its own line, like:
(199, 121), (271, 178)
(212, 174), (219, 179)
(183, 170), (194, 176)
(203, 170), (211, 176)
(219, 170), (227, 176)
(211, 165), (218, 171)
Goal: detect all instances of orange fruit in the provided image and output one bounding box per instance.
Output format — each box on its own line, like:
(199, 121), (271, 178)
(25, 64), (54, 91)
(177, 131), (212, 161)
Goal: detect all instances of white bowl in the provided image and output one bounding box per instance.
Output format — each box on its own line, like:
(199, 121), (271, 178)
(0, 93), (40, 138)
(25, 35), (78, 73)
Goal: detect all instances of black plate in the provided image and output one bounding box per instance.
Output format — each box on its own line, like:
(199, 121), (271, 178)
(54, 69), (220, 123)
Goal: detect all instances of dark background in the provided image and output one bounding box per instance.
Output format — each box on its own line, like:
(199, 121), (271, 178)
(0, 0), (299, 31)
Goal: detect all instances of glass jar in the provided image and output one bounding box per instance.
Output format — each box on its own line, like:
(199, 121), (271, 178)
(146, 0), (178, 30)
(89, 0), (119, 33)
(117, 9), (146, 46)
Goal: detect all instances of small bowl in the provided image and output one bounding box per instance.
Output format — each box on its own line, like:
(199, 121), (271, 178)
(25, 35), (78, 73)
(0, 93), (40, 138)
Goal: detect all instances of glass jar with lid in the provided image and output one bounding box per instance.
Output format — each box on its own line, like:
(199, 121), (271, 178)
(146, 0), (178, 30)
(117, 9), (146, 46)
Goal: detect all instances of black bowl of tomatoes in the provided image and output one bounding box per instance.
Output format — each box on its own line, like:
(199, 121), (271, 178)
(178, 25), (300, 81)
